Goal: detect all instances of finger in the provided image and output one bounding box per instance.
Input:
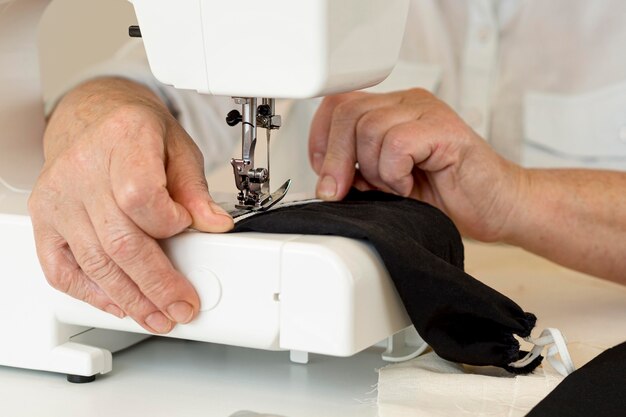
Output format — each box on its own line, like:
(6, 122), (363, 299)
(309, 94), (363, 174)
(316, 93), (399, 201)
(52, 208), (178, 334)
(352, 171), (377, 193)
(86, 194), (201, 329)
(379, 121), (436, 196)
(355, 105), (420, 192)
(309, 97), (333, 174)
(108, 131), (192, 239)
(32, 222), (123, 318)
(166, 130), (234, 233)
(409, 167), (436, 203)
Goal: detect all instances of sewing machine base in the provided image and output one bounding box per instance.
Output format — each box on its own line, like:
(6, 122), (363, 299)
(0, 208), (413, 382)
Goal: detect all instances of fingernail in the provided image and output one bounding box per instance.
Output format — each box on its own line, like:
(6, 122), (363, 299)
(145, 311), (173, 334)
(104, 304), (126, 319)
(317, 175), (337, 200)
(167, 301), (194, 324)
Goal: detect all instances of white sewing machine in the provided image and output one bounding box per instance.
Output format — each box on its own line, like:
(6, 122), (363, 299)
(0, 0), (417, 383)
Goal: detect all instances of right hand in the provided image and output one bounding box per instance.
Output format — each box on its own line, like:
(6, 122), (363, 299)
(28, 78), (234, 334)
(309, 88), (525, 242)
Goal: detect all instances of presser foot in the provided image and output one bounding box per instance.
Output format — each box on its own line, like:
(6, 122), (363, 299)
(229, 179), (292, 218)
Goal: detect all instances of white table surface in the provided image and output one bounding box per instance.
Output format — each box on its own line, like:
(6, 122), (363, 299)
(0, 337), (385, 417)
(1, 241), (624, 417)
(464, 241), (626, 369)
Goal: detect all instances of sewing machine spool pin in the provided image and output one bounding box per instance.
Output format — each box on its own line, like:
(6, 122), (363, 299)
(228, 97), (288, 211)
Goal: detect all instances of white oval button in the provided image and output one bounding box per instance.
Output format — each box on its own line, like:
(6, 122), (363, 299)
(187, 267), (222, 312)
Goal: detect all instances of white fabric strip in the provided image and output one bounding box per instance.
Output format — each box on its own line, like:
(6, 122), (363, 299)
(508, 328), (576, 377)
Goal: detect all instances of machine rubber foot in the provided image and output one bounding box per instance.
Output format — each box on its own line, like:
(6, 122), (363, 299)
(67, 374), (96, 384)
(290, 350), (309, 364)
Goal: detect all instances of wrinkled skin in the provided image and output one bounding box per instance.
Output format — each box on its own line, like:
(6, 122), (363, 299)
(309, 88), (626, 285)
(29, 78), (233, 334)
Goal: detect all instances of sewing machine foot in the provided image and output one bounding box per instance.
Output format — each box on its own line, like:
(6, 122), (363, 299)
(290, 350), (309, 364)
(67, 374), (97, 384)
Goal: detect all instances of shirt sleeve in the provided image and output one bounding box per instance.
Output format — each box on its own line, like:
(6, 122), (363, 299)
(44, 40), (238, 174)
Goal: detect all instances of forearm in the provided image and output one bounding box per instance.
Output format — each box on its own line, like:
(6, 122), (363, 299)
(504, 169), (626, 284)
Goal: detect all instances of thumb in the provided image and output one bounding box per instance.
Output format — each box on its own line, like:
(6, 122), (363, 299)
(166, 134), (234, 233)
(312, 92), (375, 201)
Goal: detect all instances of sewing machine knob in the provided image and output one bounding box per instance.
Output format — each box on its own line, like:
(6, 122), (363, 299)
(128, 25), (142, 38)
(257, 104), (272, 117)
(226, 110), (242, 126)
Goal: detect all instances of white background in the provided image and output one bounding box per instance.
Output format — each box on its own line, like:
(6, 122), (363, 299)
(39, 0), (136, 102)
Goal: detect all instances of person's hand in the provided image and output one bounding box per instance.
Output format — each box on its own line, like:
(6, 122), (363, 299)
(309, 88), (526, 242)
(29, 78), (233, 334)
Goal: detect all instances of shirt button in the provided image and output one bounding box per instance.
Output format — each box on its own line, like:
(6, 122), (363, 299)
(477, 26), (492, 43)
(620, 125), (626, 143)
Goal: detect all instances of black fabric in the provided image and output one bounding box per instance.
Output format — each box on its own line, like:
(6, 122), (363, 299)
(234, 189), (540, 372)
(527, 341), (626, 417)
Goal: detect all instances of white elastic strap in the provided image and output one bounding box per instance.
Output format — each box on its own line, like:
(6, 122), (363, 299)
(508, 328), (576, 377)
(382, 342), (430, 363)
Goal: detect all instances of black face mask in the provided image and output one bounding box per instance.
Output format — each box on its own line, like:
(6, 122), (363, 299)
(233, 189), (541, 373)
(528, 341), (626, 417)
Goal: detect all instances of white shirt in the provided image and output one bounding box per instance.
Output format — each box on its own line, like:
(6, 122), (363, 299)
(402, 0), (626, 169)
(47, 0), (626, 190)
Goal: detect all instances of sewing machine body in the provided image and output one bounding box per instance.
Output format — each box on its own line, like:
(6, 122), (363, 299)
(131, 0), (410, 98)
(0, 0), (414, 381)
(129, 0), (410, 209)
(0, 196), (410, 378)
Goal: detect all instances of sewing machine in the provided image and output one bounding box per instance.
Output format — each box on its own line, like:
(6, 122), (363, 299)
(0, 0), (418, 383)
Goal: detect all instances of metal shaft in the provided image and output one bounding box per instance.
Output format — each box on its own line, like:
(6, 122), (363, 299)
(241, 98), (257, 162)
